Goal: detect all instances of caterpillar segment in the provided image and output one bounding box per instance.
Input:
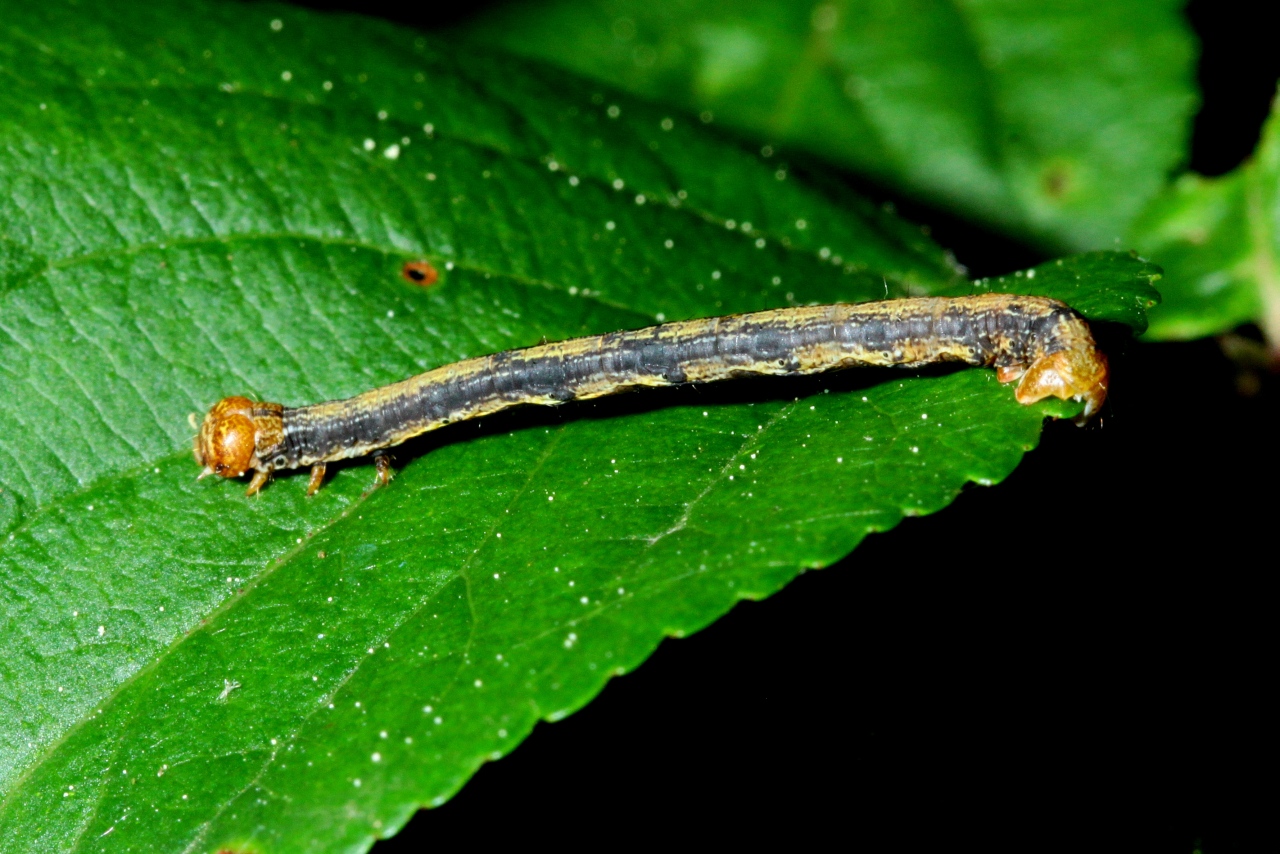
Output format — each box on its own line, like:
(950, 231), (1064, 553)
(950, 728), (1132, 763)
(194, 294), (1108, 495)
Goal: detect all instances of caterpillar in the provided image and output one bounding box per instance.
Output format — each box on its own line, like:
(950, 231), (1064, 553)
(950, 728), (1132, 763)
(195, 293), (1108, 495)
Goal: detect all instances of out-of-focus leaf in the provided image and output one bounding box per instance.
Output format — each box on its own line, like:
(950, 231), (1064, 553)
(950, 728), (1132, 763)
(1129, 91), (1280, 348)
(460, 0), (1198, 251)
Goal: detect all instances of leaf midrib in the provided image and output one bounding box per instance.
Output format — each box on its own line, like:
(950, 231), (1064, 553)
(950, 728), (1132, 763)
(172, 387), (822, 849)
(0, 331), (756, 804)
(37, 366), (839, 847)
(0, 452), (386, 806)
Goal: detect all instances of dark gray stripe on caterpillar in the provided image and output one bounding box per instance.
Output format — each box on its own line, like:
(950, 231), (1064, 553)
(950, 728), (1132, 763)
(195, 294), (1108, 495)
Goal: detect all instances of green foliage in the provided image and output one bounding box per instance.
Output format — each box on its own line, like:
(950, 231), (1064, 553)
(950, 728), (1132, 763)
(1128, 91), (1280, 347)
(461, 0), (1198, 252)
(461, 0), (1280, 348)
(969, 251), (1160, 333)
(0, 2), (1155, 851)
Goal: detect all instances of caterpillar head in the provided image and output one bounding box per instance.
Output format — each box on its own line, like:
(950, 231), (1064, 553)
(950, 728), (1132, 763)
(194, 396), (258, 479)
(1014, 346), (1109, 424)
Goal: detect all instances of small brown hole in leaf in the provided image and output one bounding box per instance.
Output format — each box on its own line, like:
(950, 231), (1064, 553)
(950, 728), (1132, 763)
(401, 260), (438, 286)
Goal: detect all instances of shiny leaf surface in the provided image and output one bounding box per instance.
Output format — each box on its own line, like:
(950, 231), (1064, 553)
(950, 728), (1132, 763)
(0, 3), (1154, 851)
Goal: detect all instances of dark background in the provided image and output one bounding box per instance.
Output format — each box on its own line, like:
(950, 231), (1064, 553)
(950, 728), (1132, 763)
(279, 2), (1279, 850)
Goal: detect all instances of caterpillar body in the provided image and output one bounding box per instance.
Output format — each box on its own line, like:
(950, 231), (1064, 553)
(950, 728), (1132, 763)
(195, 294), (1108, 495)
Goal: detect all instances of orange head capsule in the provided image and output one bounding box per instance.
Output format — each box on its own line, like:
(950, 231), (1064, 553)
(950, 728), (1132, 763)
(1014, 346), (1109, 424)
(195, 396), (258, 478)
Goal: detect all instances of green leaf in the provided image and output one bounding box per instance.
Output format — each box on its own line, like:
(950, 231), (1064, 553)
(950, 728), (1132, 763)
(968, 251), (1162, 333)
(458, 0), (1198, 251)
(1128, 90), (1280, 347)
(0, 3), (1150, 851)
